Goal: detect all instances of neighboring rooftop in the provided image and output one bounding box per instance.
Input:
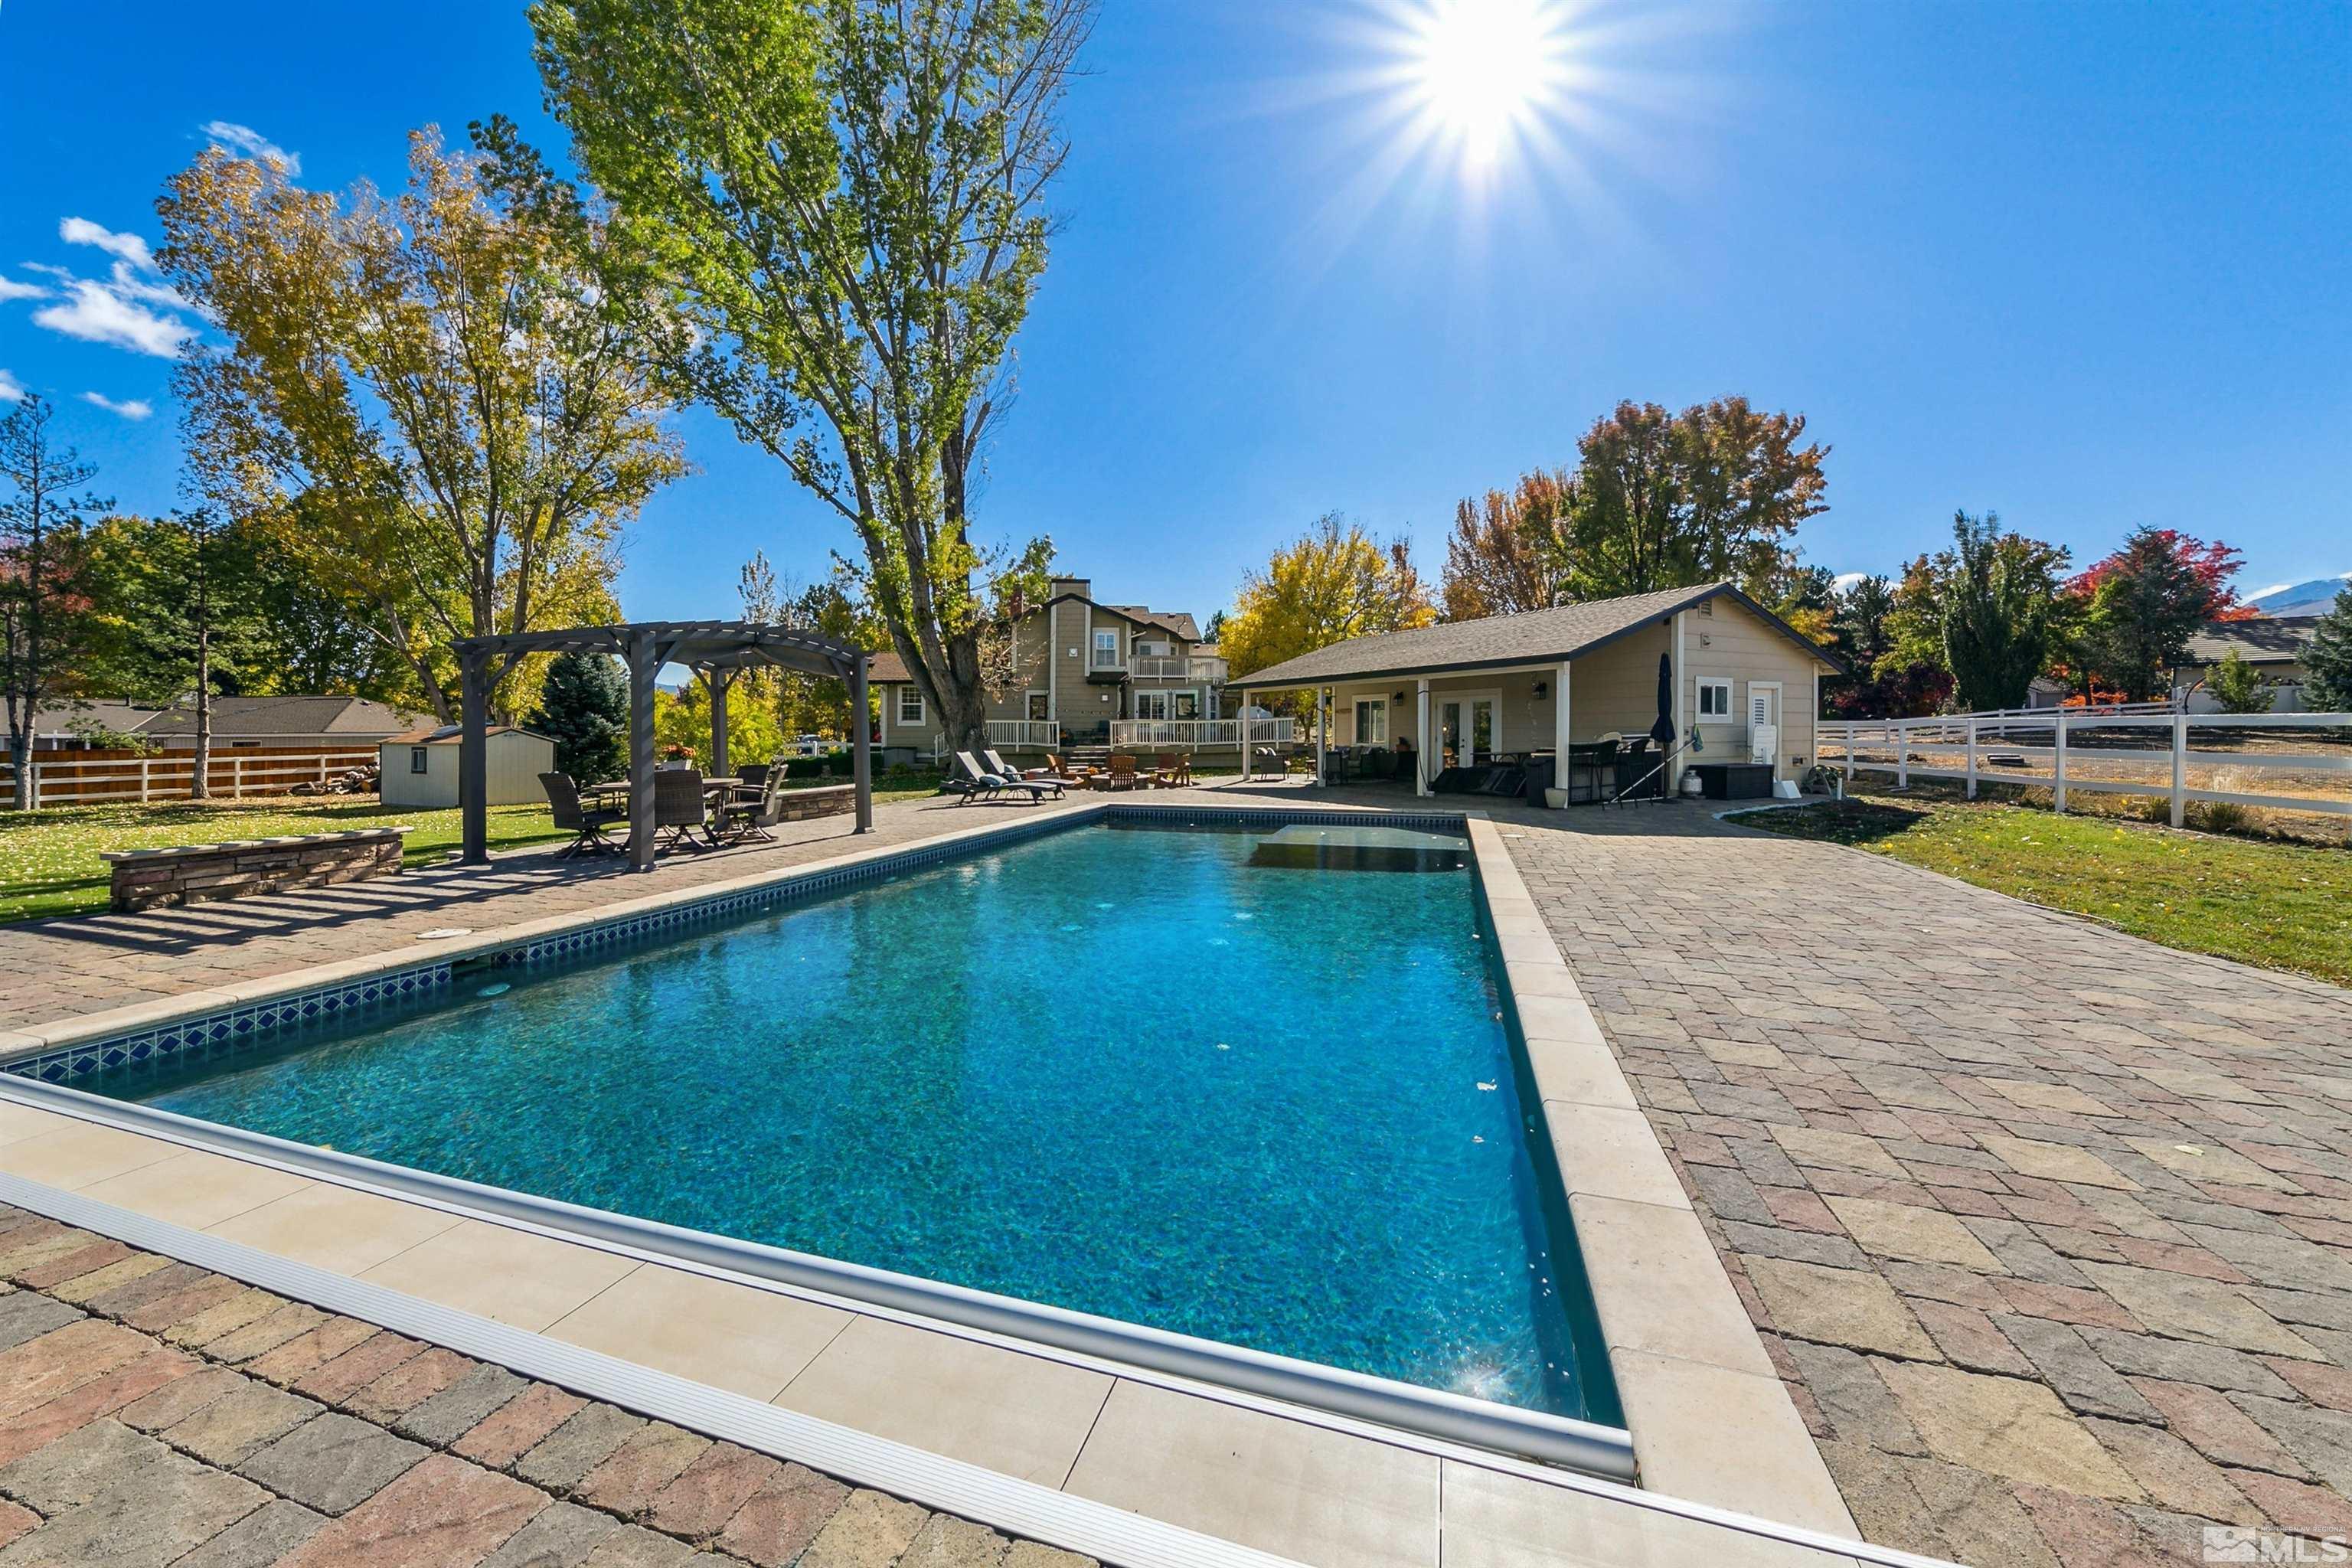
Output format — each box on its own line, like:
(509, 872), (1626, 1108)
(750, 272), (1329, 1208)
(2181, 615), (2321, 665)
(33, 695), (423, 743)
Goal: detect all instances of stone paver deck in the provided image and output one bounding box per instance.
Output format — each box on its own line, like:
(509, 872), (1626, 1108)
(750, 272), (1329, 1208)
(0, 1201), (1095, 1568)
(1477, 793), (2352, 1565)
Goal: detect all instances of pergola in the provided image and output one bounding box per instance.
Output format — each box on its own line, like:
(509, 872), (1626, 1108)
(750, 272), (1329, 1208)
(452, 621), (873, 871)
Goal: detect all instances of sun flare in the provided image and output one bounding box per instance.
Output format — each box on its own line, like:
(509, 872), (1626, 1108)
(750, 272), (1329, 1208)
(1405, 0), (1572, 167)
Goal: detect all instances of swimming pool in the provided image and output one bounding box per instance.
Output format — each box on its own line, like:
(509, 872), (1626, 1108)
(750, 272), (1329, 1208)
(82, 815), (1619, 1425)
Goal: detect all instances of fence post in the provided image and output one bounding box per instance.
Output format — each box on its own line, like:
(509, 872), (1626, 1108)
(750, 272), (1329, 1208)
(1896, 720), (1908, 789)
(2053, 714), (2068, 814)
(233, 756), (244, 798)
(140, 757), (151, 803)
(1842, 725), (1853, 786)
(2170, 710), (2188, 828)
(24, 762), (35, 812)
(1965, 717), (1978, 799)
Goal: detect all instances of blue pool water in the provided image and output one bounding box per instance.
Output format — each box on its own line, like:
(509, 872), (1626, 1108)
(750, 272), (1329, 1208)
(103, 818), (1617, 1422)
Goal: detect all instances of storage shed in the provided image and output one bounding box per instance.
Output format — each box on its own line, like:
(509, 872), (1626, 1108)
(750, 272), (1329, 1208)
(380, 725), (557, 808)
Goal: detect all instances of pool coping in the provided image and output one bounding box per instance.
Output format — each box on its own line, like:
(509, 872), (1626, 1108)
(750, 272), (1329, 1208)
(1, 797), (1856, 1540)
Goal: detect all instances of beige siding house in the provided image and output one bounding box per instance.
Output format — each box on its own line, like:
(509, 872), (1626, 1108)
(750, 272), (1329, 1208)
(1229, 583), (1841, 802)
(2174, 617), (2322, 714)
(873, 577), (1235, 758)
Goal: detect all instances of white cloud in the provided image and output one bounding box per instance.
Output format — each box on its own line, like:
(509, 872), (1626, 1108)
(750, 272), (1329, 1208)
(59, 217), (154, 271)
(1831, 571), (1867, 590)
(80, 390), (154, 421)
(201, 120), (301, 175)
(0, 273), (47, 303)
(32, 279), (196, 358)
(0, 370), (24, 403)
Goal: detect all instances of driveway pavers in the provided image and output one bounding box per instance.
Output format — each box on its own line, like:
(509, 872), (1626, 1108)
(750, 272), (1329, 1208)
(1492, 798), (2352, 1563)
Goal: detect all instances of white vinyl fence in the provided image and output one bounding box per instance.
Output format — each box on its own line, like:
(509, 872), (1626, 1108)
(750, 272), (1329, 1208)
(1, 747), (381, 810)
(1818, 710), (2352, 826)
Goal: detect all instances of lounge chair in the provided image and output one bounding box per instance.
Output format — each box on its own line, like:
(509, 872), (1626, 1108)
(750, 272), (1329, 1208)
(541, 772), (626, 858)
(985, 749), (1064, 798)
(652, 767), (713, 851)
(714, 768), (789, 844)
(953, 752), (1055, 805)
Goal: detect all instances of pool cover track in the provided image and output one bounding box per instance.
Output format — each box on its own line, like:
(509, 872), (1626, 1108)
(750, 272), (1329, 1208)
(0, 799), (1878, 1566)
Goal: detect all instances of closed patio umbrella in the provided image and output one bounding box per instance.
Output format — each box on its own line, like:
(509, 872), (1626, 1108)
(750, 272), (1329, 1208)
(1649, 652), (1675, 749)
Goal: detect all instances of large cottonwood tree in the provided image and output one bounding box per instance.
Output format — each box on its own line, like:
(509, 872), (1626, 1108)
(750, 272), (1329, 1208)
(523, 0), (1092, 753)
(158, 132), (683, 719)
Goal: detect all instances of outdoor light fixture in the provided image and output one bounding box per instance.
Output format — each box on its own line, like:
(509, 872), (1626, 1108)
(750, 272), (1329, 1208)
(1533, 680), (1548, 698)
(1393, 690), (1409, 702)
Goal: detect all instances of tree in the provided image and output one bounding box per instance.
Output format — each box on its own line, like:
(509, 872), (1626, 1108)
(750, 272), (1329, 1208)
(524, 0), (1093, 756)
(1440, 469), (1572, 620)
(1888, 512), (2072, 713)
(0, 396), (105, 811)
(158, 131), (684, 720)
(2302, 587), (2352, 714)
(1566, 397), (1827, 599)
(1766, 563), (1837, 646)
(2203, 647), (2272, 715)
(2073, 526), (2223, 701)
(2072, 529), (2253, 621)
(1830, 573), (1897, 669)
(1220, 514), (1433, 684)
(531, 651), (630, 784)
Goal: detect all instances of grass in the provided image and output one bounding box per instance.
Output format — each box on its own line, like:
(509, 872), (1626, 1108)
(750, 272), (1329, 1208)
(1747, 785), (2352, 988)
(0, 776), (949, 924)
(0, 799), (572, 923)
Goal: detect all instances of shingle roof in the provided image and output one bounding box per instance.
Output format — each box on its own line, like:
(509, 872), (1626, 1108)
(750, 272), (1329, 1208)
(869, 650), (912, 684)
(1229, 583), (1841, 688)
(136, 696), (421, 739)
(2181, 616), (2320, 665)
(384, 724), (543, 746)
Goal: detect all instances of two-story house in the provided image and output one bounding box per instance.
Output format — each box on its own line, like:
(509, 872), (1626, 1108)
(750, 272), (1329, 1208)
(873, 576), (1237, 758)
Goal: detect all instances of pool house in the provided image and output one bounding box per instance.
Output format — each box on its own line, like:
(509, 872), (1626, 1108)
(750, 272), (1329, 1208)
(1228, 583), (1843, 802)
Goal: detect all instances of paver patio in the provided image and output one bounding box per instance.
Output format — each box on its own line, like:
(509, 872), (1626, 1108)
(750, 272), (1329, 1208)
(1481, 795), (2352, 1565)
(0, 1202), (1093, 1568)
(4, 780), (2350, 1566)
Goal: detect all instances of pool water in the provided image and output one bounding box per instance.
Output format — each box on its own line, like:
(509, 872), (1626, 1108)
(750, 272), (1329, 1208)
(104, 818), (1618, 1423)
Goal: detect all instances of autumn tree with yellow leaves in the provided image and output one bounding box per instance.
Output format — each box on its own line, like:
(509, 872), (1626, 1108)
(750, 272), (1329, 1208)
(157, 131), (685, 720)
(1220, 514), (1435, 697)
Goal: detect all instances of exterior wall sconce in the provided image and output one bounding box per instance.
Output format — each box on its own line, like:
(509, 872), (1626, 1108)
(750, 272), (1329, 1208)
(1533, 681), (1549, 699)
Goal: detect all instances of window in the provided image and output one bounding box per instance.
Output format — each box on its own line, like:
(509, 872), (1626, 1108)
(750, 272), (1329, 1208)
(1026, 692), (1049, 722)
(1696, 677), (1732, 719)
(409, 747), (430, 774)
(896, 687), (924, 725)
(1091, 629), (1121, 669)
(1138, 639), (1172, 658)
(1171, 690), (1200, 720)
(1354, 697), (1387, 745)
(1134, 691), (1170, 720)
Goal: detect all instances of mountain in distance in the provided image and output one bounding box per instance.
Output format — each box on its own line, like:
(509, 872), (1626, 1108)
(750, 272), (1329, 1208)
(2247, 575), (2350, 617)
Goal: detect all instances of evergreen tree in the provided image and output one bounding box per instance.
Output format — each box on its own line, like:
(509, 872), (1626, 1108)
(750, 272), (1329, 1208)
(1887, 512), (2072, 713)
(2305, 587), (2352, 714)
(2203, 647), (2272, 714)
(531, 652), (629, 783)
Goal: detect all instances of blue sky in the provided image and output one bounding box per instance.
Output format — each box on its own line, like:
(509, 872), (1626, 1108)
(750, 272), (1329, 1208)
(2, 1), (2344, 624)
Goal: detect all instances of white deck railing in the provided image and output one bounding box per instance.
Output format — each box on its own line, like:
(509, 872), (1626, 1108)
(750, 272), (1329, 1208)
(1818, 710), (2352, 823)
(926, 720), (1060, 759)
(1129, 655), (1228, 683)
(0, 748), (382, 810)
(1109, 717), (1295, 749)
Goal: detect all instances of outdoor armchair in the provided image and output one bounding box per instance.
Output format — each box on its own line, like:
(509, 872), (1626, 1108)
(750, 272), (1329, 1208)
(540, 773), (626, 858)
(652, 767), (714, 851)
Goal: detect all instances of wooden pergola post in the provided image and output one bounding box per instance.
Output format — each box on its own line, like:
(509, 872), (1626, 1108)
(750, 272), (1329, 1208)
(628, 629), (658, 871)
(459, 650), (491, 864)
(850, 655), (873, 833)
(707, 668), (732, 780)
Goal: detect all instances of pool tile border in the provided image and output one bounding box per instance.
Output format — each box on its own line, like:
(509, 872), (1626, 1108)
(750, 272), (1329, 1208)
(1465, 817), (1857, 1536)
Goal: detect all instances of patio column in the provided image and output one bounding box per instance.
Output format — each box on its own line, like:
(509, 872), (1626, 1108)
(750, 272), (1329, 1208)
(1556, 658), (1573, 808)
(850, 655), (874, 833)
(458, 648), (490, 864)
(1237, 701), (1250, 782)
(1416, 678), (1431, 798)
(627, 629), (658, 872)
(1315, 687), (1327, 788)
(707, 668), (731, 780)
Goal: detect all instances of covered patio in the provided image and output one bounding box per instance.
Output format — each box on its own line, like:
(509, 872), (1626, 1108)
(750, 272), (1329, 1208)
(1227, 583), (1838, 805)
(452, 621), (874, 870)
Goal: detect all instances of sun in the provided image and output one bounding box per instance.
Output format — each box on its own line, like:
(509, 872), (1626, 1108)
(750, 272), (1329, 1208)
(1404, 0), (1573, 168)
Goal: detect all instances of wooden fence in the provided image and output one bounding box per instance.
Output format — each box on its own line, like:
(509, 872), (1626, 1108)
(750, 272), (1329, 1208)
(1, 746), (383, 810)
(1818, 711), (2352, 826)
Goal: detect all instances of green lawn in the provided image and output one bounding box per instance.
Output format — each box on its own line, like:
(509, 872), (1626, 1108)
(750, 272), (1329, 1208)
(0, 800), (571, 923)
(1746, 788), (2352, 988)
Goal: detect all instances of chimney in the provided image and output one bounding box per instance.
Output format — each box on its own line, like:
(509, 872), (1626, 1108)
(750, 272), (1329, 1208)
(1048, 576), (1090, 601)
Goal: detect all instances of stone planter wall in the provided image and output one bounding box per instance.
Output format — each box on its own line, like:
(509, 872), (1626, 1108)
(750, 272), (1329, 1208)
(772, 784), (858, 822)
(101, 828), (408, 913)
